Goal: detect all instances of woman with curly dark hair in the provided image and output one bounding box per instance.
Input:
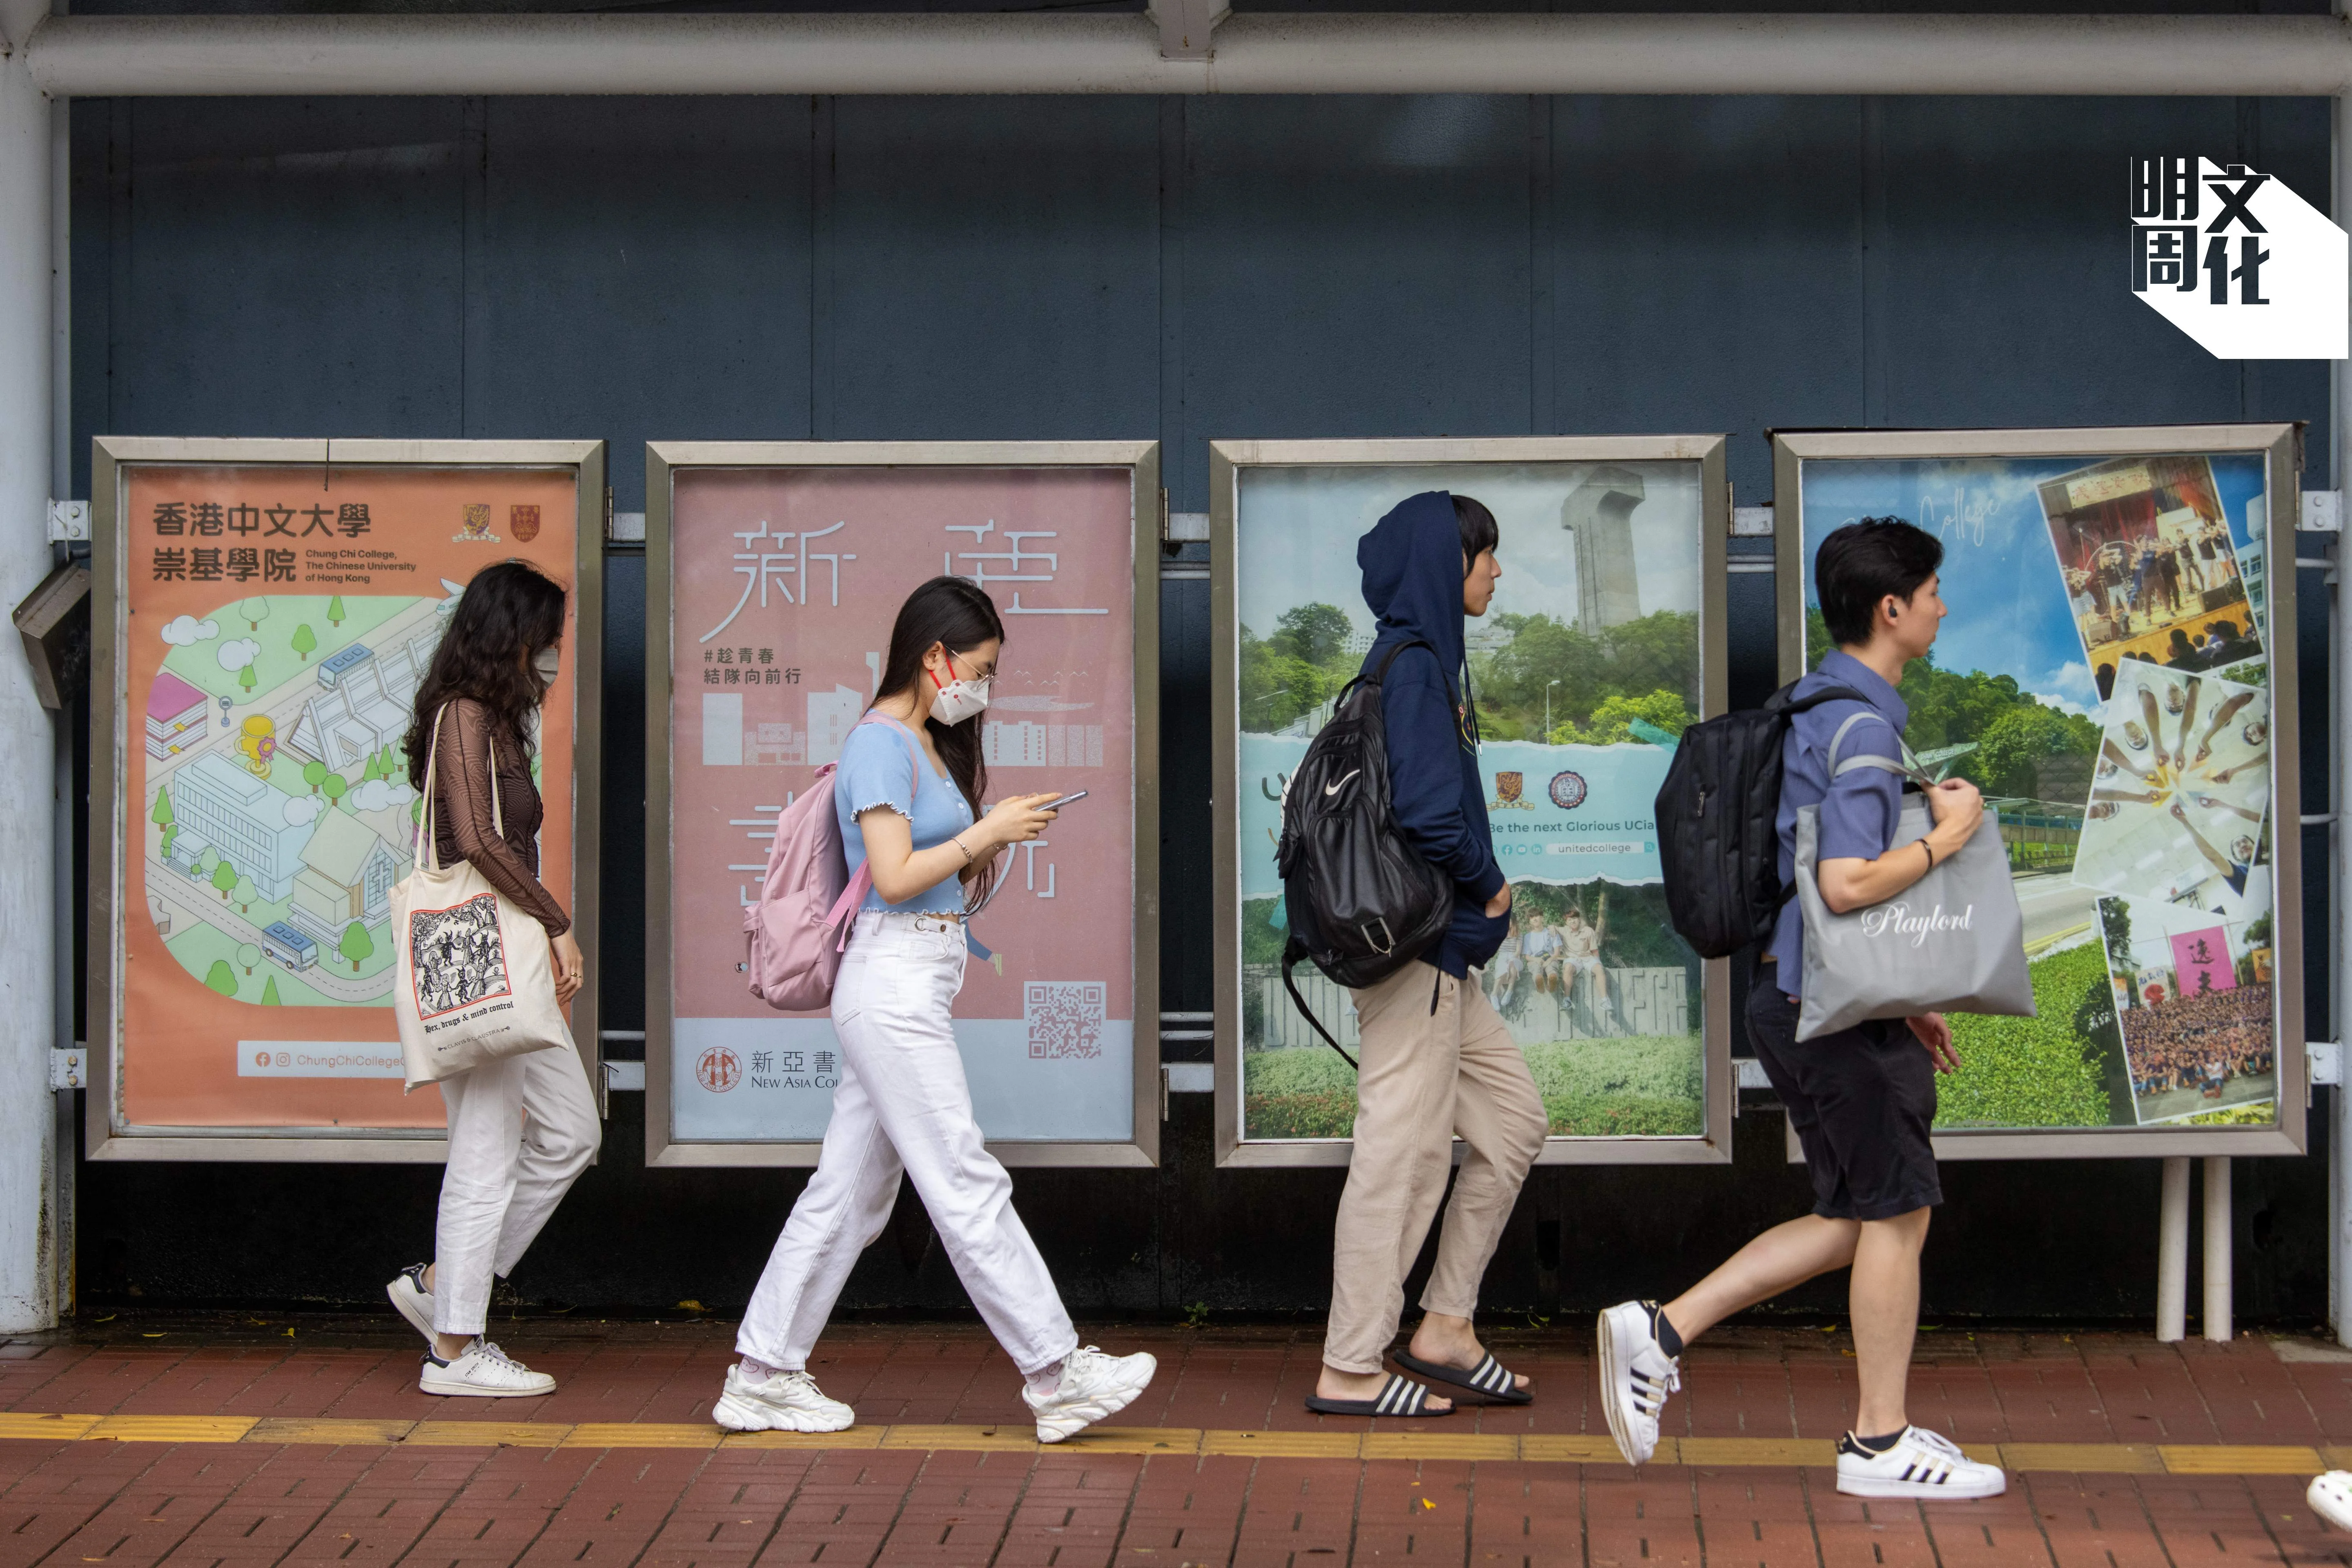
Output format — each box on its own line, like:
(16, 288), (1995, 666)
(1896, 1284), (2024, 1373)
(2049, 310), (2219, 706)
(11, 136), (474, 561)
(383, 560), (599, 1399)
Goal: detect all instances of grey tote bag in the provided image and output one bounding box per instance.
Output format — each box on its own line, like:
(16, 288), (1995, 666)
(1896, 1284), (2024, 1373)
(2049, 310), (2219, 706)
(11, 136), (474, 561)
(1793, 712), (2034, 1041)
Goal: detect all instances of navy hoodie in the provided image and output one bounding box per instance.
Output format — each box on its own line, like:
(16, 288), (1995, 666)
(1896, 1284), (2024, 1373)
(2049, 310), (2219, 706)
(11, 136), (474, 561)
(1356, 492), (1508, 978)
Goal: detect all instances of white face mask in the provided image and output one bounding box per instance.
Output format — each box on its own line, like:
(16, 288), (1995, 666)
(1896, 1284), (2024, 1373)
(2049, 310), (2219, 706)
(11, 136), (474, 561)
(927, 650), (991, 726)
(532, 647), (560, 686)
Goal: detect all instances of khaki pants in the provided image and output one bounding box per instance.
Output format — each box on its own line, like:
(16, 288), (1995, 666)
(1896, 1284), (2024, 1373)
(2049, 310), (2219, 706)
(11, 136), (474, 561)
(1323, 961), (1548, 1375)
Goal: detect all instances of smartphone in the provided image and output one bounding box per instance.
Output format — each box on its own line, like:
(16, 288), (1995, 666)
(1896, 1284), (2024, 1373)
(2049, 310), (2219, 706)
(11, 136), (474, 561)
(1038, 790), (1089, 811)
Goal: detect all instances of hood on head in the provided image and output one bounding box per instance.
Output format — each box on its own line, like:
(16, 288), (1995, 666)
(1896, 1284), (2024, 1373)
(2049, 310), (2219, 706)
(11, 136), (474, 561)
(1357, 491), (1464, 671)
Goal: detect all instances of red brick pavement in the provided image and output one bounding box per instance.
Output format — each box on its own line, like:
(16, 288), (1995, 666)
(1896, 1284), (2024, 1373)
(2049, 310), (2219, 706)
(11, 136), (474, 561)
(4, 1316), (2352, 1567)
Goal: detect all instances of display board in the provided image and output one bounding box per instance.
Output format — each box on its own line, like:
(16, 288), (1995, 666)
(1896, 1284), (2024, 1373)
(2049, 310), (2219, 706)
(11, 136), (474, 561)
(1773, 425), (2304, 1158)
(89, 438), (606, 1161)
(1209, 438), (1733, 1167)
(645, 442), (1160, 1167)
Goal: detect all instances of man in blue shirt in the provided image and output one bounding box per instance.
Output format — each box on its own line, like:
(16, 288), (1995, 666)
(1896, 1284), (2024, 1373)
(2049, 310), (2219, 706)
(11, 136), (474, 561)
(1599, 518), (2006, 1501)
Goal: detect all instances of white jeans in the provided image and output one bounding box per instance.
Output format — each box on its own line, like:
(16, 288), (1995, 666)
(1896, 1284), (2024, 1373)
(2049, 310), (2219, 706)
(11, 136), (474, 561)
(737, 910), (1078, 1377)
(433, 1041), (601, 1336)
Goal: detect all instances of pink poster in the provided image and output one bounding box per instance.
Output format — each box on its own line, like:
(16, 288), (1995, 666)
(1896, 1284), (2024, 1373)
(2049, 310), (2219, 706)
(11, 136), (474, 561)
(664, 465), (1139, 1146)
(2168, 927), (2238, 998)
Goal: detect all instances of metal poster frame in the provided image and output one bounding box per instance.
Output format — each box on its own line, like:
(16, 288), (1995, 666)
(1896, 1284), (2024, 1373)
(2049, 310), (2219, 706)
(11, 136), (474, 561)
(643, 440), (1163, 1169)
(1209, 437), (1736, 1169)
(88, 437), (608, 1162)
(1772, 424), (2306, 1160)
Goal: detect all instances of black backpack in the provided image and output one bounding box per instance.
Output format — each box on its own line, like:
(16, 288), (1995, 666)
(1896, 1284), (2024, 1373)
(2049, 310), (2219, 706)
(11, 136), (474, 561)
(1653, 680), (1867, 960)
(1276, 639), (1456, 1067)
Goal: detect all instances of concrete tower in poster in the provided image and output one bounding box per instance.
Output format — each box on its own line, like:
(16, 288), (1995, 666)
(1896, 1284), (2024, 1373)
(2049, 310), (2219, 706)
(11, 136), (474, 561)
(1563, 468), (1646, 630)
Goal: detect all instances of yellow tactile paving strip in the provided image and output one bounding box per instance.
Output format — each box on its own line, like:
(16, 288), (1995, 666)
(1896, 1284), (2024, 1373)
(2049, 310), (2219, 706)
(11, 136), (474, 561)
(0, 1412), (2341, 1474)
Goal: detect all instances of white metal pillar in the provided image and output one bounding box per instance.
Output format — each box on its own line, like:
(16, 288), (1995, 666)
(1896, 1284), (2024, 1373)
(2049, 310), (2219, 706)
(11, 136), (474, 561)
(0, 12), (60, 1334)
(2203, 1155), (2234, 1341)
(2158, 1155), (2190, 1341)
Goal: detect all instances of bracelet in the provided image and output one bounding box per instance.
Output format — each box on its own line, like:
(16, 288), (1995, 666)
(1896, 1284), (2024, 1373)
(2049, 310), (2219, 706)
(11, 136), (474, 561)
(1917, 837), (1937, 871)
(950, 835), (975, 867)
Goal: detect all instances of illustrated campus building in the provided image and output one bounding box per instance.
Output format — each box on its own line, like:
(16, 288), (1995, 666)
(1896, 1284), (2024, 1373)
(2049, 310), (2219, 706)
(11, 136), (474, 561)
(285, 628), (442, 773)
(287, 808), (402, 947)
(145, 670), (209, 759)
(167, 753), (316, 901)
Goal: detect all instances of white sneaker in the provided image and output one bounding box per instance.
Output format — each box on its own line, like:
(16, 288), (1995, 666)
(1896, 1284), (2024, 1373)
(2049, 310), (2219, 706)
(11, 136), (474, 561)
(1024, 1346), (1157, 1443)
(2311, 1472), (2352, 1531)
(1835, 1426), (2007, 1499)
(1597, 1301), (1680, 1466)
(385, 1264), (435, 1347)
(711, 1363), (855, 1434)
(417, 1339), (556, 1398)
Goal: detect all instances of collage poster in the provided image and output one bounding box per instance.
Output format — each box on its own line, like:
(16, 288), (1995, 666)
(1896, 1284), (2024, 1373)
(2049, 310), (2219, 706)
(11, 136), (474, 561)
(1234, 463), (1708, 1143)
(1797, 452), (2279, 1130)
(116, 464), (583, 1133)
(664, 466), (1138, 1145)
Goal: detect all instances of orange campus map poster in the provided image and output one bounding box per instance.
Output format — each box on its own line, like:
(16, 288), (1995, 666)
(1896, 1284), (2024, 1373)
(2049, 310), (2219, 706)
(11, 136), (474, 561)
(114, 465), (580, 1134)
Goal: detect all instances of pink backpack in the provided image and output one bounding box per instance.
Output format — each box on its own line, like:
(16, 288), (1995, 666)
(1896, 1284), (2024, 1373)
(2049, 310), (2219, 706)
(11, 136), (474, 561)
(743, 717), (921, 1011)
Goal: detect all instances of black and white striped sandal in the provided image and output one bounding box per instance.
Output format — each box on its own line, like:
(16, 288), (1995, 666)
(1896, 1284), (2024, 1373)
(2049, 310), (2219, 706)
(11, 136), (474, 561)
(1390, 1349), (1533, 1405)
(1303, 1373), (1456, 1417)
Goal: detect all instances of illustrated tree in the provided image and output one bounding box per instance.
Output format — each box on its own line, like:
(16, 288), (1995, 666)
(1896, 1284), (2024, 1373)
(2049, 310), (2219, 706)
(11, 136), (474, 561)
(327, 595), (346, 627)
(211, 856), (238, 900)
(235, 597), (270, 632)
(233, 873), (256, 912)
(339, 920), (374, 974)
(204, 959), (237, 997)
(238, 663), (258, 697)
(235, 942), (261, 976)
(303, 759), (326, 795)
(151, 786), (176, 856)
(197, 846), (220, 882)
(321, 773), (348, 809)
(360, 753), (381, 784)
(260, 976), (281, 1006)
(291, 623), (317, 662)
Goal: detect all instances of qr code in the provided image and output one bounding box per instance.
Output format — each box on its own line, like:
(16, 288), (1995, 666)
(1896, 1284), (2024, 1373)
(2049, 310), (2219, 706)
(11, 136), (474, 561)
(1025, 981), (1106, 1060)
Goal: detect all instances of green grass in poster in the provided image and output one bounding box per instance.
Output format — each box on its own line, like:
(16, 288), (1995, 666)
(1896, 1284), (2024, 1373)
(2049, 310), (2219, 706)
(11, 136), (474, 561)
(1244, 1033), (1703, 1139)
(1932, 941), (2111, 1129)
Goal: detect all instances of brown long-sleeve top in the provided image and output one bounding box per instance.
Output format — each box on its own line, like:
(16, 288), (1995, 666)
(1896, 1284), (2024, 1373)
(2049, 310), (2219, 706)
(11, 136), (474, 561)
(428, 697), (570, 937)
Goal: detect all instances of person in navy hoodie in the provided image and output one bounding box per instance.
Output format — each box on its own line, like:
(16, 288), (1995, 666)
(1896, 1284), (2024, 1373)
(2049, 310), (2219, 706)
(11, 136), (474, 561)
(1305, 491), (1547, 1420)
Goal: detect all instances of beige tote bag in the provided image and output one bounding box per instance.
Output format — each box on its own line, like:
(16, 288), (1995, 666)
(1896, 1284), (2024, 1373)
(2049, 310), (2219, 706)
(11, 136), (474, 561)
(391, 706), (572, 1089)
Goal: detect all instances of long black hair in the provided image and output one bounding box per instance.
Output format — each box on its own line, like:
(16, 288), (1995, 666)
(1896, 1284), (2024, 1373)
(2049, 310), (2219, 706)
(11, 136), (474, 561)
(877, 572), (1004, 841)
(404, 560), (568, 789)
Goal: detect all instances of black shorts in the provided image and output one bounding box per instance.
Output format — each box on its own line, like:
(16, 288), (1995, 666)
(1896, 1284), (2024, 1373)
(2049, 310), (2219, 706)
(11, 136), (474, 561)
(1746, 982), (1941, 1222)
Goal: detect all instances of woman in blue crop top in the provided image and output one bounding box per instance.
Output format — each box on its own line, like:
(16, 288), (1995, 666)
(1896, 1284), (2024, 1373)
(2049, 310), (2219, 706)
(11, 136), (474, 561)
(718, 576), (1159, 1445)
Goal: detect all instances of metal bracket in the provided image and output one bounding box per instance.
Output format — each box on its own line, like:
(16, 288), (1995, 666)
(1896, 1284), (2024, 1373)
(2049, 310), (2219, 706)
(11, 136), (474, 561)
(603, 1060), (646, 1092)
(2303, 490), (2343, 532)
(1735, 1058), (1772, 1090)
(1731, 505), (1774, 538)
(45, 499), (87, 543)
(607, 510), (646, 545)
(1165, 511), (1209, 544)
(50, 1046), (86, 1091)
(1147, 0), (1227, 58)
(2312, 1040), (2342, 1087)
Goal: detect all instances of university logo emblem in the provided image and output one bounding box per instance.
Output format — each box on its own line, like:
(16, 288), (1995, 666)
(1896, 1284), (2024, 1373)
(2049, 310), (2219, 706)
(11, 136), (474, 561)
(697, 1046), (741, 1094)
(510, 504), (541, 543)
(1491, 771), (1532, 809)
(455, 503), (499, 543)
(1548, 771), (1588, 810)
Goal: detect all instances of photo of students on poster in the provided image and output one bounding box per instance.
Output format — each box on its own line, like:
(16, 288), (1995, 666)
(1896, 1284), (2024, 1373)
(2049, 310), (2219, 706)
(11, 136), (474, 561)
(1234, 462), (1706, 1143)
(1795, 449), (2278, 1131)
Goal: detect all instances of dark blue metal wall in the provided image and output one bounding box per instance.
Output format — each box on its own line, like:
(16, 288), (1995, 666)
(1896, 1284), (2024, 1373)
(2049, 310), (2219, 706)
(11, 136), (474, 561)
(67, 90), (2341, 1324)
